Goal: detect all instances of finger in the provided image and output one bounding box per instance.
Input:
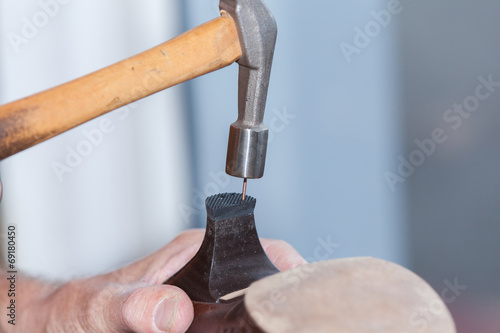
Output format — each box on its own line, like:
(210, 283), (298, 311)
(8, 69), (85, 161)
(261, 239), (307, 271)
(111, 285), (194, 333)
(149, 241), (203, 284)
(115, 229), (205, 284)
(143, 229), (206, 284)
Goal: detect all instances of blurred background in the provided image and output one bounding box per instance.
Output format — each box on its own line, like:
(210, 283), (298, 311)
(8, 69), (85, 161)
(0, 0), (498, 332)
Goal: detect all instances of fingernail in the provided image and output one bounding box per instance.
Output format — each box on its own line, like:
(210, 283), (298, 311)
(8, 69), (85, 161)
(154, 297), (178, 331)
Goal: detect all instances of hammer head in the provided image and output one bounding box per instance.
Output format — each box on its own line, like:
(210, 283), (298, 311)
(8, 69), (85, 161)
(220, 0), (277, 179)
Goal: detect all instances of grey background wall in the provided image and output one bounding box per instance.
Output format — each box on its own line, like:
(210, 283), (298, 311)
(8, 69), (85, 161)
(400, 1), (500, 331)
(182, 0), (406, 266)
(183, 0), (500, 331)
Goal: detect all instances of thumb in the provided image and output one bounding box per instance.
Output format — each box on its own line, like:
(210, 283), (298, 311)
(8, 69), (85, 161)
(117, 285), (194, 333)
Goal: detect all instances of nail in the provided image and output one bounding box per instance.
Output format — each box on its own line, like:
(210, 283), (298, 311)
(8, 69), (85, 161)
(154, 297), (178, 331)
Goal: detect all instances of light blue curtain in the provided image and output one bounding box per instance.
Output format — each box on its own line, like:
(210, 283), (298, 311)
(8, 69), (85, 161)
(0, 0), (190, 278)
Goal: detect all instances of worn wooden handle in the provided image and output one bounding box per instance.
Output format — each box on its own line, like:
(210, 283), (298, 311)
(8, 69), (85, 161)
(0, 12), (242, 160)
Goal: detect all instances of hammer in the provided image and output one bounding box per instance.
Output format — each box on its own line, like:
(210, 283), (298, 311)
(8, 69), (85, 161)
(0, 0), (277, 194)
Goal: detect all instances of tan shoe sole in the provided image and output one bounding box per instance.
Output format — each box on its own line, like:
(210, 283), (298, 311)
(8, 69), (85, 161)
(244, 257), (456, 333)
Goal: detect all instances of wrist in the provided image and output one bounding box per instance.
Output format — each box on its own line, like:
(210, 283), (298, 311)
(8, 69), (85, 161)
(12, 276), (60, 333)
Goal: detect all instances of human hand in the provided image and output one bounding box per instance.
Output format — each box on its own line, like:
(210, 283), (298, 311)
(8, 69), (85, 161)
(16, 229), (306, 333)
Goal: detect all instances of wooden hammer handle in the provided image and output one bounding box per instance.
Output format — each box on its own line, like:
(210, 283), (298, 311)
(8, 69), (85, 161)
(0, 12), (242, 160)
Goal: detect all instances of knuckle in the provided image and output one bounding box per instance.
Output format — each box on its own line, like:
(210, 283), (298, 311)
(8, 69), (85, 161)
(121, 287), (147, 328)
(122, 287), (140, 315)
